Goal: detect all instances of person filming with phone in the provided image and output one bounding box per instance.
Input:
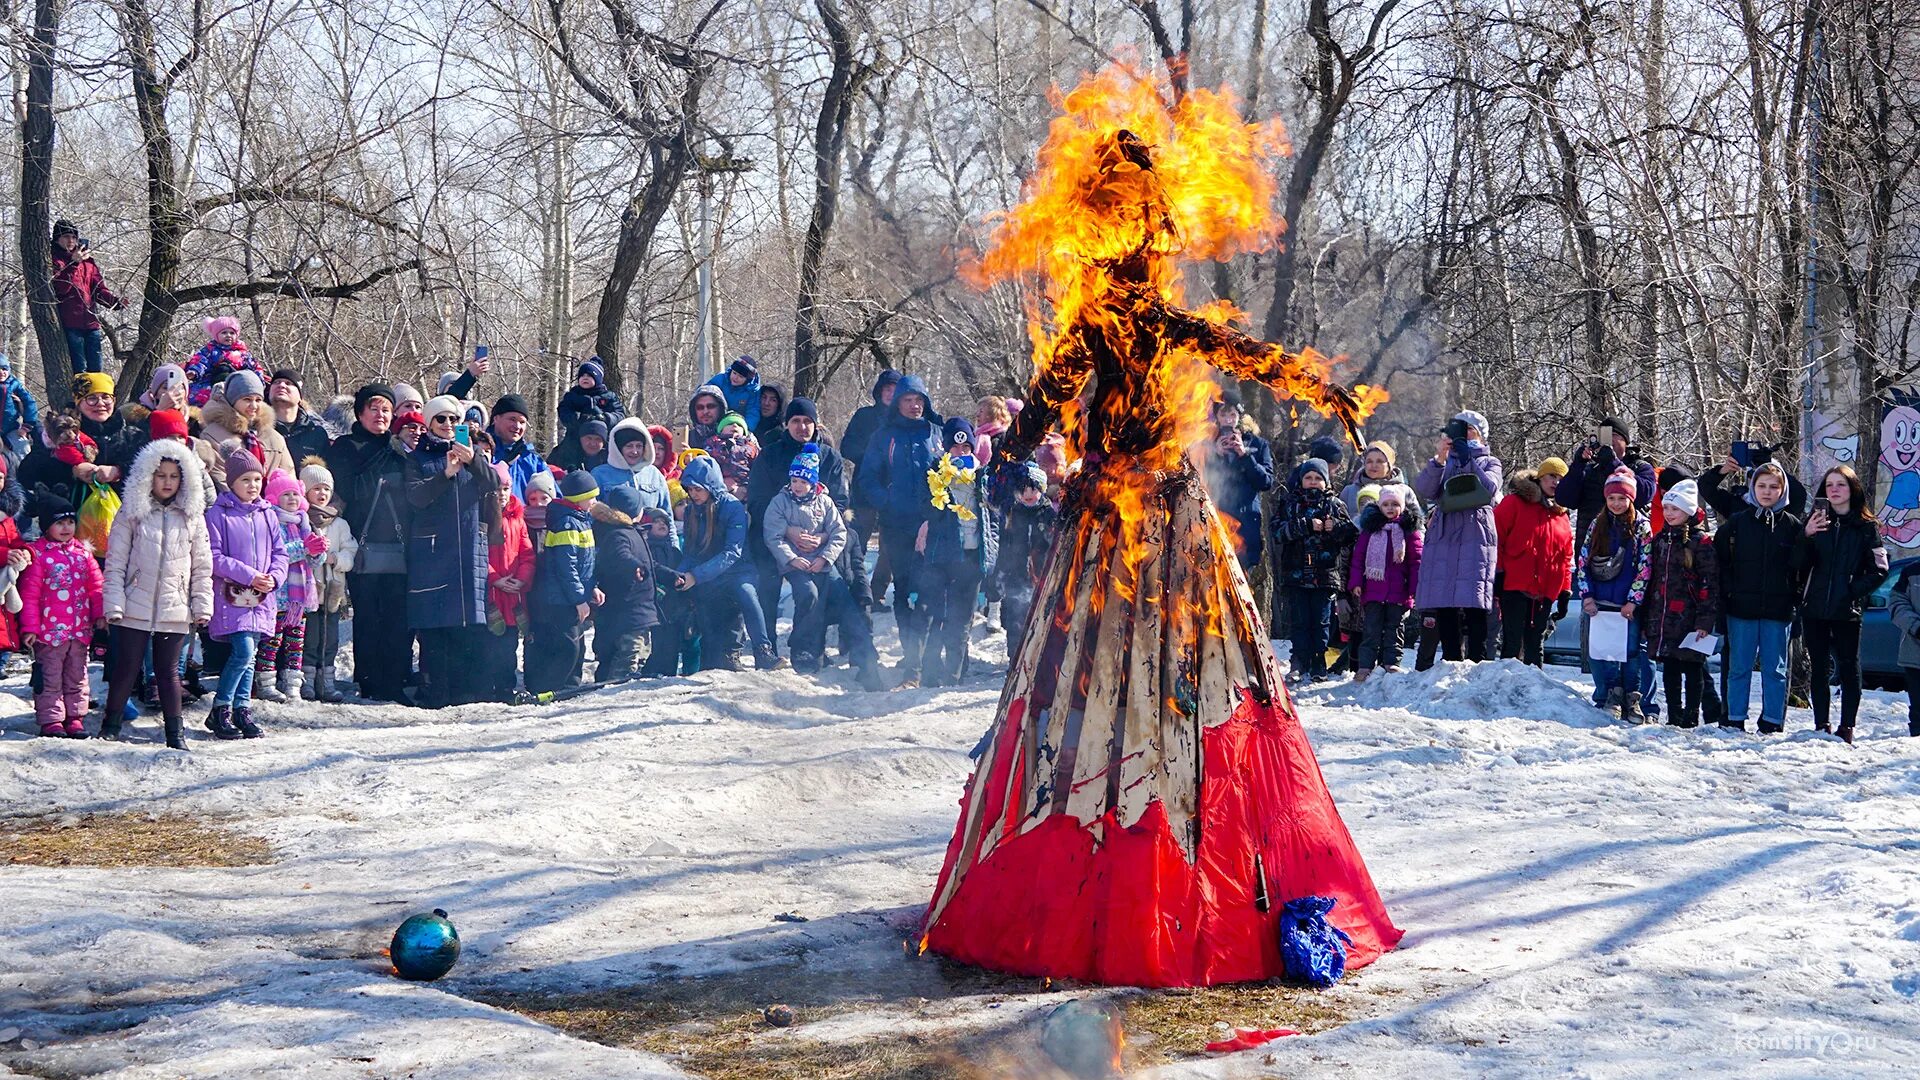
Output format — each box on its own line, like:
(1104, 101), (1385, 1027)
(1557, 415), (1657, 545)
(1700, 439), (1809, 520)
(49, 220), (129, 374)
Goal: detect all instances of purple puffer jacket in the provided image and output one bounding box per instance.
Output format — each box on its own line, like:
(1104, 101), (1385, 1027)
(1412, 444), (1503, 610)
(1347, 506), (1424, 607)
(205, 490), (288, 639)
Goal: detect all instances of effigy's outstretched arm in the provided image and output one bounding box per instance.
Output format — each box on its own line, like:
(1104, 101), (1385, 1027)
(1140, 289), (1370, 449)
(996, 327), (1095, 465)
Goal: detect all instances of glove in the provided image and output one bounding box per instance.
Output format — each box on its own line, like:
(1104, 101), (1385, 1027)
(303, 532), (329, 556)
(1554, 594), (1570, 620)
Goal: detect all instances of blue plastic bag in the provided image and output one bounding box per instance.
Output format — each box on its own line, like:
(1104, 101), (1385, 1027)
(1280, 895), (1351, 987)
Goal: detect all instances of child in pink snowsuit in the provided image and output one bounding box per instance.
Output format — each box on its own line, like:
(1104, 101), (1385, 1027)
(19, 495), (105, 736)
(254, 469), (321, 702)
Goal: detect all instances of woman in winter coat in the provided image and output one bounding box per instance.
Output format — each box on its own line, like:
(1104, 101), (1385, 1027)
(405, 397), (500, 709)
(1714, 461), (1803, 733)
(1640, 480), (1719, 728)
(204, 448), (287, 739)
(1348, 483), (1423, 680)
(1881, 563), (1920, 739)
(677, 453), (781, 671)
(1412, 410), (1503, 668)
(1577, 466), (1653, 720)
(101, 440), (213, 748)
(592, 418), (674, 529)
(1796, 465), (1889, 742)
(196, 371), (295, 491)
(1492, 457), (1575, 667)
(1341, 440), (1404, 516)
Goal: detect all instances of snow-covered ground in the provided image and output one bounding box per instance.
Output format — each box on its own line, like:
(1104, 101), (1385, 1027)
(3, 629), (1919, 1078)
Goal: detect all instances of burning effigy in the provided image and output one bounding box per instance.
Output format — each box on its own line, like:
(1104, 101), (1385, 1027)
(922, 67), (1403, 986)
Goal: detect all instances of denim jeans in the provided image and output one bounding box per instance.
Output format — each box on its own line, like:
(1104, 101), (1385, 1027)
(1725, 616), (1790, 727)
(63, 328), (103, 373)
(693, 576), (771, 658)
(215, 631), (261, 706)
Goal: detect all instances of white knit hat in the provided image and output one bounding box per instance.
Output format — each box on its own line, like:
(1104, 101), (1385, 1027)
(1663, 478), (1700, 517)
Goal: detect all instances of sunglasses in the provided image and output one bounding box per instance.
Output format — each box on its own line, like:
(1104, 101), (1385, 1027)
(431, 414), (458, 425)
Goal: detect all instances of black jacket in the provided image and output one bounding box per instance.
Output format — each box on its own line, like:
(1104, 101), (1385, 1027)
(1797, 511), (1888, 623)
(1701, 463), (1810, 521)
(1273, 487), (1357, 589)
(592, 504), (660, 632)
(278, 409), (332, 467)
(747, 431), (848, 531)
(1713, 503), (1805, 623)
(325, 423), (412, 553)
(997, 499), (1059, 589)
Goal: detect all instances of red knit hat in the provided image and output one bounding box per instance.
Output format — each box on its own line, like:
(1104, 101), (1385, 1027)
(1603, 465), (1637, 498)
(149, 409), (190, 441)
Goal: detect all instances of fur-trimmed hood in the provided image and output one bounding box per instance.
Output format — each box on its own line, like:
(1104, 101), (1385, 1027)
(1508, 468), (1564, 510)
(1356, 499), (1424, 534)
(589, 501), (635, 527)
(199, 391), (265, 437)
(123, 438), (211, 522)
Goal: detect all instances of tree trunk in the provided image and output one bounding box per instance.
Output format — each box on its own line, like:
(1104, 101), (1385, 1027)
(793, 0), (871, 401)
(594, 137), (692, 399)
(19, 0), (67, 406)
(122, 0), (190, 393)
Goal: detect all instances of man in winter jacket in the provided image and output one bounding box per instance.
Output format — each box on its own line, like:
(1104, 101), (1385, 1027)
(704, 356), (762, 417)
(1558, 415), (1657, 541)
(858, 374), (944, 663)
(269, 369), (332, 466)
(762, 445), (883, 688)
(323, 383), (414, 701)
(677, 454), (782, 671)
(526, 470), (600, 692)
(1198, 390), (1274, 571)
(590, 484), (659, 681)
(686, 386), (727, 455)
(490, 394), (549, 502)
(840, 368), (902, 608)
(49, 220), (127, 374)
(745, 397), (848, 644)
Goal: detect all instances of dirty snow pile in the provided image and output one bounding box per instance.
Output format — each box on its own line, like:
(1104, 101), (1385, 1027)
(3, 646), (1919, 1078)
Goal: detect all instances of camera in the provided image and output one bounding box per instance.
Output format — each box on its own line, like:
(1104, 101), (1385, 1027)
(1444, 418), (1469, 442)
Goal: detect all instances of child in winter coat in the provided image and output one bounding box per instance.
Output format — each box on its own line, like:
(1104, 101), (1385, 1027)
(640, 506), (693, 675)
(1347, 484), (1423, 681)
(299, 459), (357, 702)
(994, 461), (1059, 652)
(677, 454), (782, 671)
(705, 356), (762, 417)
(204, 448), (288, 739)
(763, 443), (884, 688)
(482, 461), (535, 701)
(253, 469), (320, 702)
(1577, 466), (1654, 722)
(590, 484), (660, 681)
(184, 316), (267, 408)
(914, 419), (996, 688)
(708, 412), (760, 498)
(556, 358), (627, 444)
(1640, 480), (1720, 729)
(1275, 457), (1358, 684)
(19, 489), (105, 737)
(526, 470), (599, 692)
(100, 440), (213, 749)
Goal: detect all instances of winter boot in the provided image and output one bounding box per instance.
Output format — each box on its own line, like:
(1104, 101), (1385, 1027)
(301, 666), (319, 701)
(252, 675), (287, 704)
(38, 721), (66, 737)
(64, 717), (88, 738)
(163, 714), (189, 752)
(1837, 725), (1855, 746)
(182, 663), (208, 702)
(1622, 692), (1645, 724)
(1353, 667), (1372, 685)
(279, 668), (303, 702)
(1757, 718), (1785, 735)
(754, 645), (789, 672)
(316, 665), (345, 703)
(710, 652), (745, 672)
(233, 707), (263, 739)
(1604, 686), (1623, 714)
(205, 704), (242, 740)
(99, 710), (125, 739)
(856, 665), (888, 692)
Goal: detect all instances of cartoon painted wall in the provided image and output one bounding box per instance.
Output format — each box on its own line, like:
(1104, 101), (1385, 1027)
(1879, 388), (1920, 548)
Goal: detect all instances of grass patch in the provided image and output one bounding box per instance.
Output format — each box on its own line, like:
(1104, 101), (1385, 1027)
(479, 957), (1361, 1078)
(1, 811), (273, 868)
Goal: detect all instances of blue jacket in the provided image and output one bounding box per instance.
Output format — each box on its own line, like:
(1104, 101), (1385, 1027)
(535, 496), (597, 607)
(704, 370), (761, 417)
(1, 374), (41, 439)
(857, 374), (944, 530)
(677, 455), (751, 585)
(493, 438), (549, 502)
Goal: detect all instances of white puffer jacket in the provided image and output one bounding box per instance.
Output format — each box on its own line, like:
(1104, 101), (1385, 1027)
(104, 440), (215, 634)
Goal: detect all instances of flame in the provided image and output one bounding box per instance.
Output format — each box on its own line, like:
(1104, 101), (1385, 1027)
(972, 65), (1384, 606)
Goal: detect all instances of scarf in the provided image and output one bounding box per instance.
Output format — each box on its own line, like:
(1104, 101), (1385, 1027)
(1364, 520), (1407, 581)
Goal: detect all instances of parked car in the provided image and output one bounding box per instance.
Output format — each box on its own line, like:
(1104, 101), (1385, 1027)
(1859, 557), (1915, 690)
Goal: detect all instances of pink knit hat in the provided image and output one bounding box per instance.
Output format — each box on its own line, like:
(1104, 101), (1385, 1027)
(1603, 465), (1638, 498)
(262, 467), (305, 508)
(204, 315), (241, 339)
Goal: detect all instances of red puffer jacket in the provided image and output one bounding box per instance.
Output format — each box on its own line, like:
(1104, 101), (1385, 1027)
(1494, 469), (1575, 600)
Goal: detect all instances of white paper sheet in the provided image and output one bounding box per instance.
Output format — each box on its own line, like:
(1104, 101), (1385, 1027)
(1588, 610), (1630, 662)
